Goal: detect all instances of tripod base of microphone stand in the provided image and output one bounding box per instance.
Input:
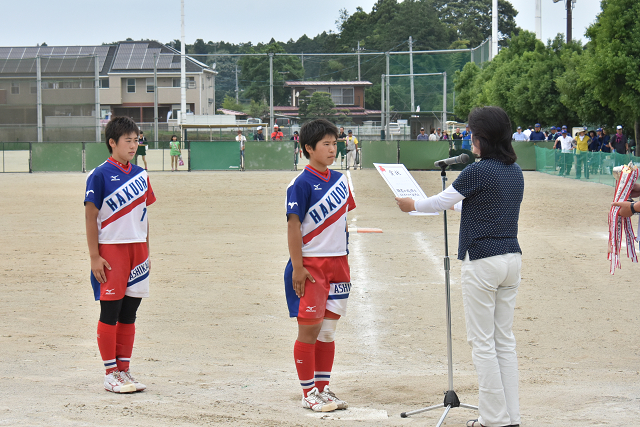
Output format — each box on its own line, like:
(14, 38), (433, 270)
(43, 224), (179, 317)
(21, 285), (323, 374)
(400, 390), (478, 426)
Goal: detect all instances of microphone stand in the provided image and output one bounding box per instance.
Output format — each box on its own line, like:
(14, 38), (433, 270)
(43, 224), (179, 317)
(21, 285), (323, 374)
(400, 164), (478, 425)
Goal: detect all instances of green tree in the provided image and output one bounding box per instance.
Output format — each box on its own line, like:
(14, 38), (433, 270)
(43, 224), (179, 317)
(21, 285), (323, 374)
(238, 42), (304, 105)
(221, 95), (244, 112)
(582, 0), (640, 140)
(301, 92), (336, 122)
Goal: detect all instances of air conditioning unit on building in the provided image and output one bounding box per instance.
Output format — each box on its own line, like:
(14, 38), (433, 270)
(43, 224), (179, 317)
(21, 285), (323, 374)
(208, 98), (214, 104)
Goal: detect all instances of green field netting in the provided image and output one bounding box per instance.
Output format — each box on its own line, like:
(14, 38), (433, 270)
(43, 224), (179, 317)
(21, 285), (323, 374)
(360, 140), (398, 168)
(31, 142), (83, 172)
(534, 146), (640, 186)
(245, 140), (295, 170)
(85, 142), (111, 171)
(190, 141), (240, 170)
(399, 141), (450, 170)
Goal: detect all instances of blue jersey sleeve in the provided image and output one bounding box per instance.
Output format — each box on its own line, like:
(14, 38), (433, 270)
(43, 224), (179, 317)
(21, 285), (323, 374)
(84, 168), (105, 209)
(452, 162), (482, 198)
(286, 179), (310, 221)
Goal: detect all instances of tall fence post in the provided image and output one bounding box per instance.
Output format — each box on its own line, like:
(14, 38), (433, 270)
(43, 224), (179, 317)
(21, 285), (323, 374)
(94, 54), (101, 143)
(36, 57), (43, 143)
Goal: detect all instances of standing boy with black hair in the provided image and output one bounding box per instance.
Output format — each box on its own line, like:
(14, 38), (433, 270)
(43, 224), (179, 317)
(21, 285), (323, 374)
(85, 116), (156, 393)
(284, 119), (356, 412)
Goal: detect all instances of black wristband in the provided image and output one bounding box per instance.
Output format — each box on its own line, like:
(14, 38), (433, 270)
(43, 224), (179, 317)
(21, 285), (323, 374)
(631, 202), (637, 215)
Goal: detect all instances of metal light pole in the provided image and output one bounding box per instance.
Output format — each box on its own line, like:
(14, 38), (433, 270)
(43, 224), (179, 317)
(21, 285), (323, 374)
(409, 36), (415, 113)
(492, 0), (498, 59)
(269, 53), (274, 131)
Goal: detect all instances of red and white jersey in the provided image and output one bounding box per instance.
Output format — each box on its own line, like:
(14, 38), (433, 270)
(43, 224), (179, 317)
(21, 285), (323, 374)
(84, 158), (156, 244)
(286, 166), (356, 257)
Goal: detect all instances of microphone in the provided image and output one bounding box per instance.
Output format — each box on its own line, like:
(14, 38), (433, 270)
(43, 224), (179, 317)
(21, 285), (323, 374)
(434, 153), (470, 168)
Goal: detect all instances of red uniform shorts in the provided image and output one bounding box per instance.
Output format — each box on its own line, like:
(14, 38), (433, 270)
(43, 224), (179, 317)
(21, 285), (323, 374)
(90, 242), (150, 301)
(284, 255), (351, 321)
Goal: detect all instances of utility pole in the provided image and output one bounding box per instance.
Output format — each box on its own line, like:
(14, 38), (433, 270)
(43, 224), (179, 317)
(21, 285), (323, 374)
(409, 36), (415, 112)
(180, 0), (186, 128)
(385, 52), (390, 136)
(566, 0), (574, 43)
(535, 0), (542, 40)
(492, 0), (498, 59)
(357, 42), (361, 81)
(235, 63), (239, 103)
(269, 53), (274, 131)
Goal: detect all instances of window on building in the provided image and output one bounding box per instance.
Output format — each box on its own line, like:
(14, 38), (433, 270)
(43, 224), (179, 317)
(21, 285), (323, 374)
(147, 78), (154, 93)
(30, 82), (37, 94)
(172, 78), (180, 88)
(99, 78), (109, 89)
(330, 87), (354, 105)
(187, 76), (196, 89)
(127, 78), (136, 93)
(11, 82), (19, 94)
(42, 81), (56, 89)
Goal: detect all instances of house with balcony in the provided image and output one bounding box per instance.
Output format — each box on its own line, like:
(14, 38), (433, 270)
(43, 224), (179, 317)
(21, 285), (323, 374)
(0, 41), (216, 141)
(279, 80), (380, 124)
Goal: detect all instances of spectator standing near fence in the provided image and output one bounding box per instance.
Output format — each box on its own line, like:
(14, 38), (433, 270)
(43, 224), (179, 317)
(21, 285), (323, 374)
(272, 125), (284, 141)
(556, 129), (575, 176)
(345, 130), (358, 170)
(512, 126), (528, 141)
(236, 129), (246, 168)
(575, 126), (590, 179)
(429, 128), (437, 141)
(169, 135), (180, 171)
(609, 125), (628, 154)
(462, 125), (472, 150)
(547, 126), (558, 142)
(529, 124), (545, 142)
(336, 127), (347, 165)
(435, 127), (443, 140)
(136, 132), (148, 170)
(254, 126), (265, 141)
(523, 125), (533, 140)
(417, 127), (429, 140)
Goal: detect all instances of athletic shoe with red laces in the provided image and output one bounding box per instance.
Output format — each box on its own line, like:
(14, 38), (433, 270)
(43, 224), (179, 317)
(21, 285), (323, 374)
(121, 369), (146, 392)
(320, 385), (349, 410)
(104, 370), (136, 393)
(301, 387), (338, 412)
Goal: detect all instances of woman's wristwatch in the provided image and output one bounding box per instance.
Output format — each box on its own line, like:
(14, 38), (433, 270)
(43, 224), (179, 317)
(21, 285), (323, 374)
(630, 201), (637, 215)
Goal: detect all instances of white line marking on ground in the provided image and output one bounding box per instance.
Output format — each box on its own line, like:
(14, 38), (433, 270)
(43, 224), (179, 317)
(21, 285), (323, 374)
(414, 231), (445, 281)
(307, 407), (389, 420)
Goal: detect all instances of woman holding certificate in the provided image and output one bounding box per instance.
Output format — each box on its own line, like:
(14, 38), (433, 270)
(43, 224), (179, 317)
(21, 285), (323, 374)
(396, 106), (524, 427)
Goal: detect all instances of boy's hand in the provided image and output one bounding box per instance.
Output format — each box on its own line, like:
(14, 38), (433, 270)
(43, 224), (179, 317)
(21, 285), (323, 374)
(91, 255), (111, 283)
(292, 267), (315, 298)
(612, 201), (634, 217)
(395, 197), (416, 212)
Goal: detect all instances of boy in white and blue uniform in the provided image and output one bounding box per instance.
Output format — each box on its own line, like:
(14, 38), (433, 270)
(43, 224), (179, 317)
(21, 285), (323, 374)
(285, 119), (356, 412)
(85, 116), (156, 394)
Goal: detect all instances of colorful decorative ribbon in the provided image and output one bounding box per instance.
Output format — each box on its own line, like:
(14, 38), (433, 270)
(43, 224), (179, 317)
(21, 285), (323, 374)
(608, 163), (639, 274)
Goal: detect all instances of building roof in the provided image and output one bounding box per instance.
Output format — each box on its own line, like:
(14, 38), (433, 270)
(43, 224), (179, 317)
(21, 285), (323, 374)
(273, 106), (381, 117)
(0, 41), (213, 77)
(284, 80), (373, 87)
(217, 108), (247, 116)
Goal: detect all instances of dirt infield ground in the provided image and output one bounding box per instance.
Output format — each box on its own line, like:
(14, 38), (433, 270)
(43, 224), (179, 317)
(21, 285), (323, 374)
(1, 169), (639, 426)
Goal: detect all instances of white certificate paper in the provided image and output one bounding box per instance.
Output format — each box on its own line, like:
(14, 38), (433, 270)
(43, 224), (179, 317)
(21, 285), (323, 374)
(374, 163), (437, 216)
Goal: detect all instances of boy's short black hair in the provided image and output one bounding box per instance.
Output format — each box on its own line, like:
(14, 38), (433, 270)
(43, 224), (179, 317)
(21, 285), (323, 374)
(300, 119), (339, 159)
(105, 117), (139, 153)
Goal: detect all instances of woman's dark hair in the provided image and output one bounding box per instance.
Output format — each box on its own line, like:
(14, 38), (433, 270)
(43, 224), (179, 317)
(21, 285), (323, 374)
(300, 119), (339, 159)
(170, 135), (178, 141)
(104, 117), (139, 154)
(468, 106), (517, 164)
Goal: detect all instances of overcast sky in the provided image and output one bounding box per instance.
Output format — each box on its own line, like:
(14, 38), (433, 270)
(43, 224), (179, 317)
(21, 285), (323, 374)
(4, 0), (602, 48)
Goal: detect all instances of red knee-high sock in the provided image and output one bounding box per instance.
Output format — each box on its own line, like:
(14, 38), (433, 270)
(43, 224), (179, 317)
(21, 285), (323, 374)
(294, 340), (316, 397)
(314, 340), (335, 391)
(97, 321), (117, 374)
(115, 322), (136, 372)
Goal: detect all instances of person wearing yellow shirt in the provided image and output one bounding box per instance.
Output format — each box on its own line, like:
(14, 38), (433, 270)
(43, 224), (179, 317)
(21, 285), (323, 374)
(345, 130), (359, 170)
(575, 126), (591, 179)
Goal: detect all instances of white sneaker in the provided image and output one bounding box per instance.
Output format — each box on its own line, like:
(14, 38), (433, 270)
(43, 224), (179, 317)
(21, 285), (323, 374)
(301, 387), (338, 412)
(121, 369), (146, 391)
(320, 385), (349, 410)
(104, 370), (136, 393)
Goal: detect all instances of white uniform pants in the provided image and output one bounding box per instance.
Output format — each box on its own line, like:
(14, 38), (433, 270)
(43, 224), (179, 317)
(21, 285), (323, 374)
(346, 149), (356, 169)
(461, 252), (521, 427)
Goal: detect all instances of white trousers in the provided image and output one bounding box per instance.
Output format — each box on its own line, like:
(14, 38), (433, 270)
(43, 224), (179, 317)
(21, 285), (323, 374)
(346, 150), (356, 168)
(461, 252), (521, 427)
